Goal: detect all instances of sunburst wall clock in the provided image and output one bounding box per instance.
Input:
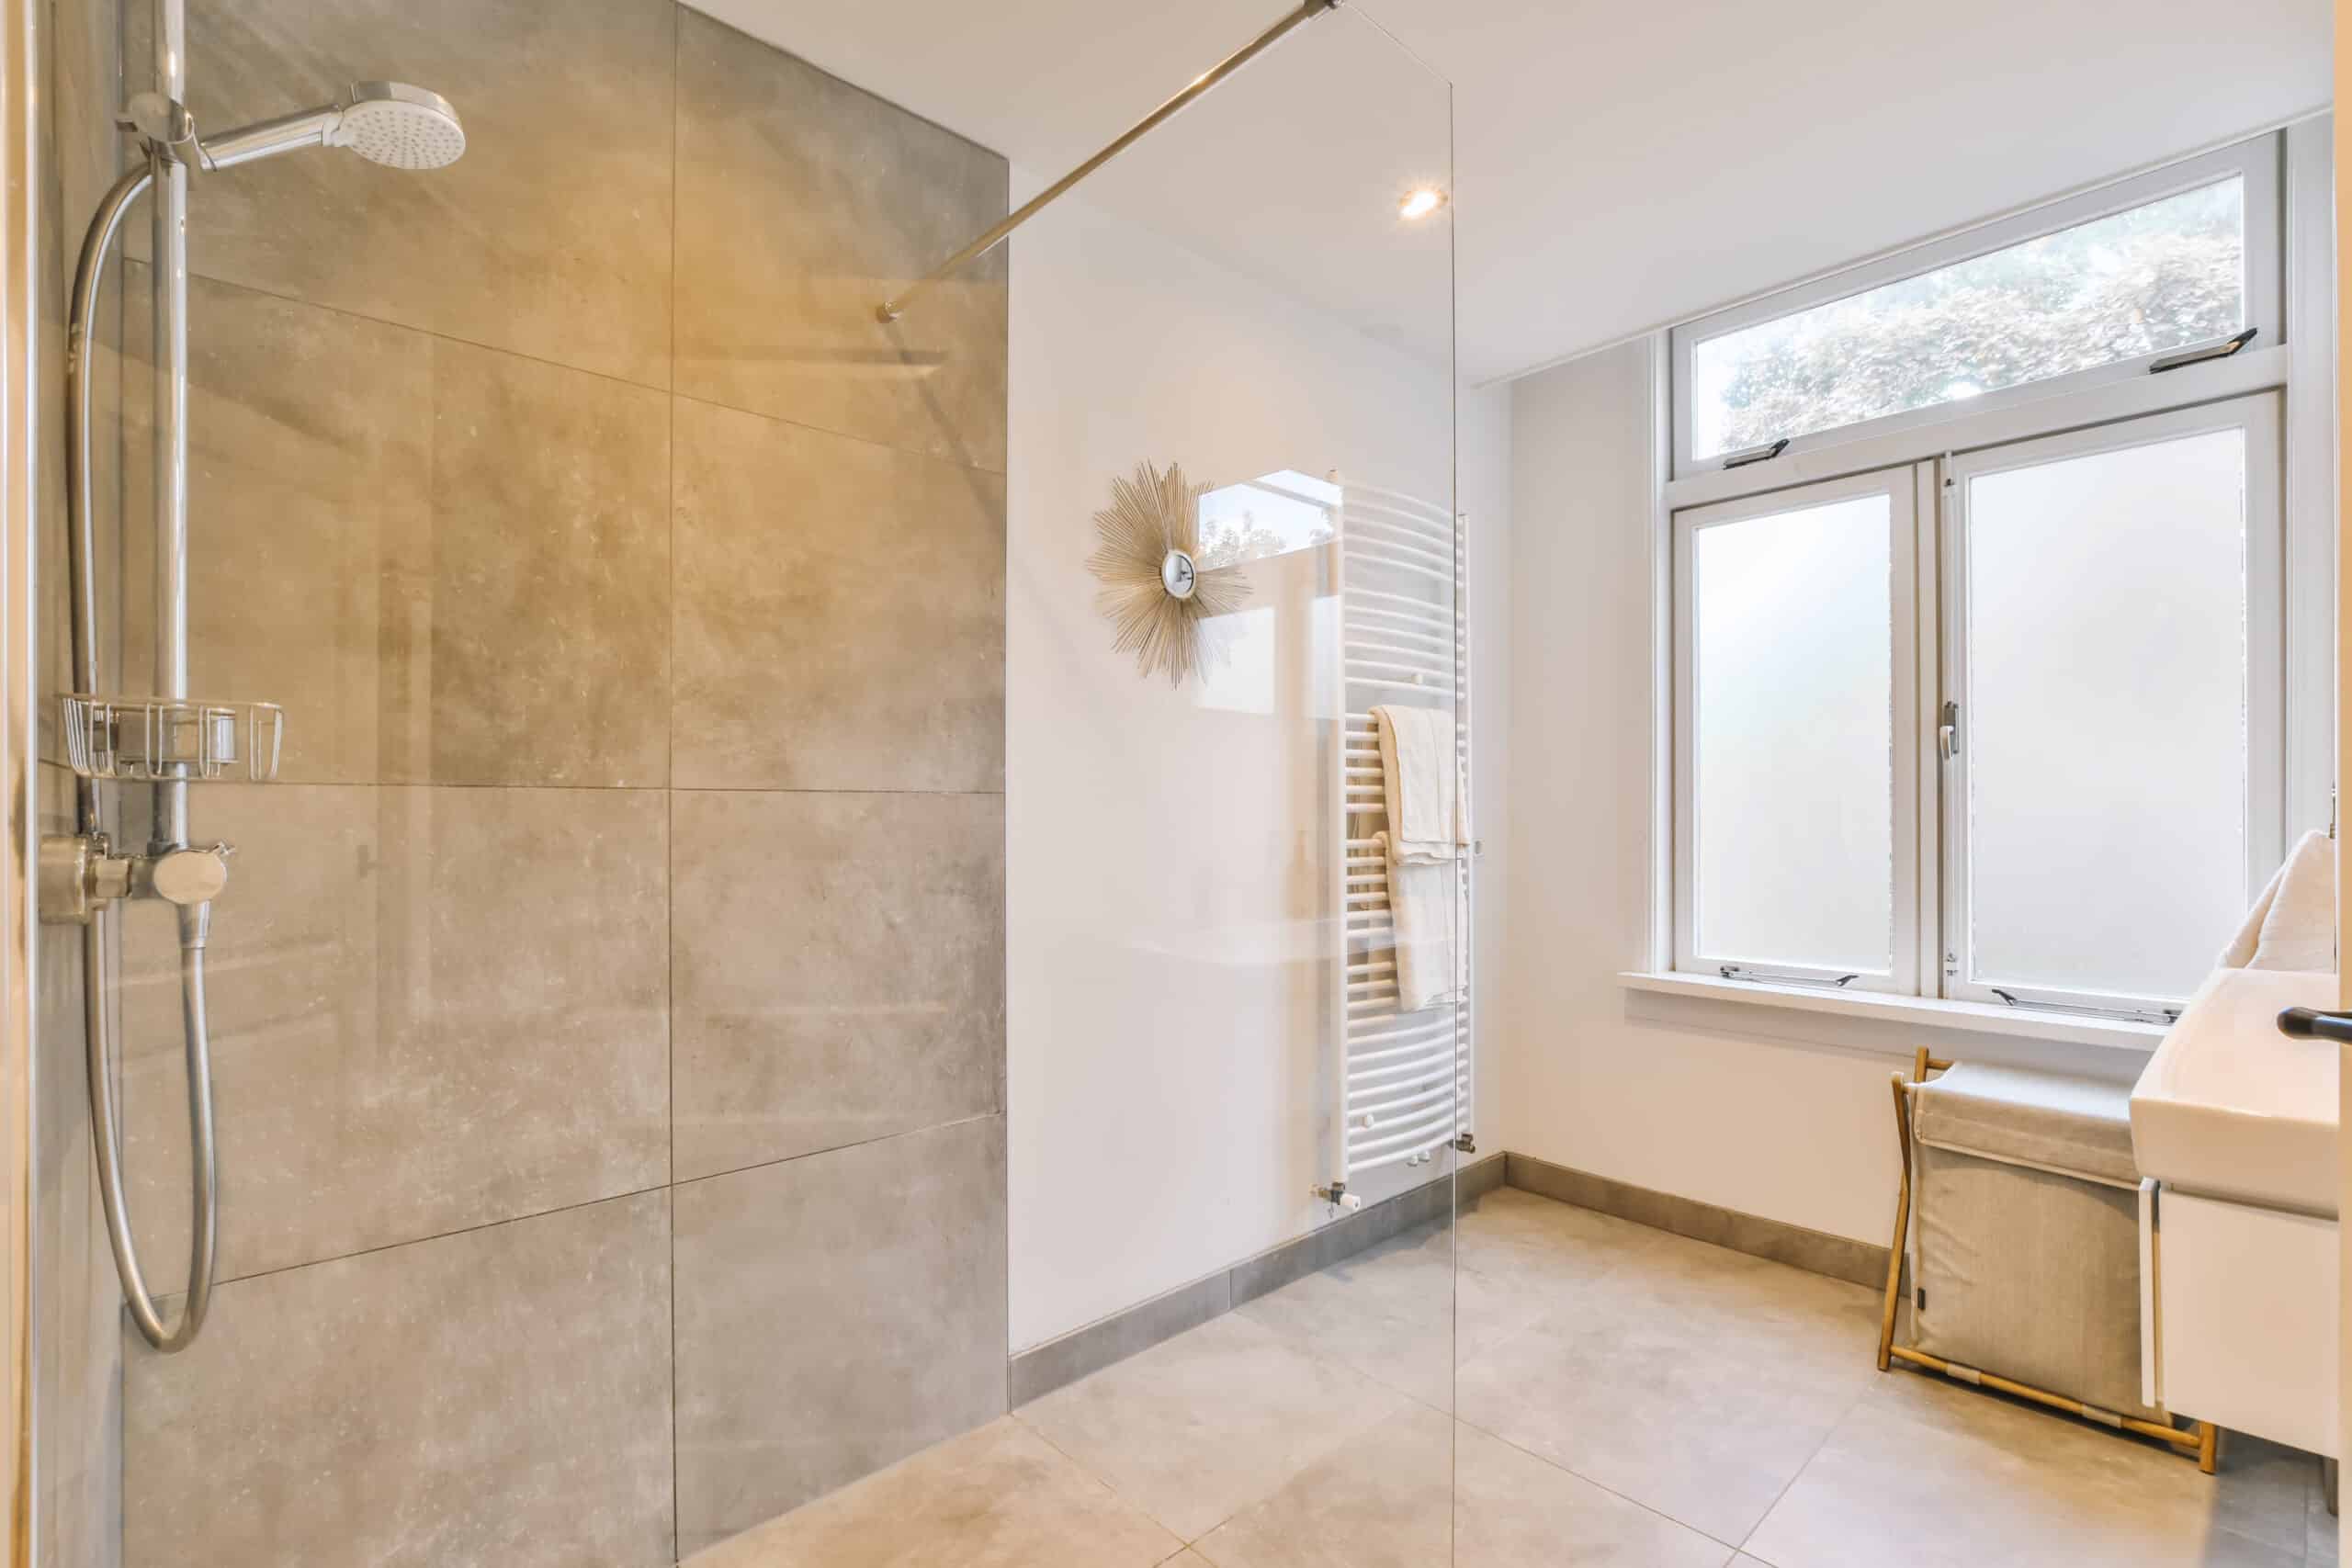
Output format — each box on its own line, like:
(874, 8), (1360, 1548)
(1085, 460), (1251, 687)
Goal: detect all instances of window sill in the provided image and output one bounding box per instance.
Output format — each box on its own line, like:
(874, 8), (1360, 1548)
(1617, 970), (2170, 1055)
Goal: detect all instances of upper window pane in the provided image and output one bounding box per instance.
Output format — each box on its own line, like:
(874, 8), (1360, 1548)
(1691, 178), (2246, 460)
(1690, 493), (1894, 973)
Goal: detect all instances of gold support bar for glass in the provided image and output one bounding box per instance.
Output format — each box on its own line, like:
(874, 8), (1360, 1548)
(876, 0), (1340, 324)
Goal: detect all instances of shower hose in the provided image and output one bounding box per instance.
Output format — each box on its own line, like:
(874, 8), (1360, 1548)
(64, 159), (219, 1353)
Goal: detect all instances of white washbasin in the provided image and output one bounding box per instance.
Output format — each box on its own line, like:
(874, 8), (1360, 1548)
(2129, 966), (2339, 1216)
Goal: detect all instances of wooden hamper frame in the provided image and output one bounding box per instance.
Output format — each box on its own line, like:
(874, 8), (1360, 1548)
(1875, 1047), (2220, 1472)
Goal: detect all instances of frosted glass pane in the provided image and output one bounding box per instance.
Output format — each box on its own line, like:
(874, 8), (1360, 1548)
(1692, 179), (2245, 459)
(1693, 495), (1893, 971)
(1964, 428), (2247, 1001)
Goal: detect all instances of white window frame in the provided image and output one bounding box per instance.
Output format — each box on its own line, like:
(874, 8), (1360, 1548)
(1671, 466), (1921, 995)
(1937, 392), (2286, 1017)
(1668, 137), (2282, 480)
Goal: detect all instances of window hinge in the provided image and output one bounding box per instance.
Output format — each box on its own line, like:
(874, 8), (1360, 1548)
(1719, 964), (1859, 989)
(2149, 326), (2256, 375)
(1988, 988), (2182, 1026)
(1720, 437), (1790, 470)
(1937, 700), (1961, 761)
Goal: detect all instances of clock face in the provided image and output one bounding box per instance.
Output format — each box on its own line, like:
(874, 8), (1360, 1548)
(1160, 548), (1199, 601)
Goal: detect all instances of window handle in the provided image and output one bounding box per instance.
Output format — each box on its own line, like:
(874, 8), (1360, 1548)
(1938, 700), (1961, 761)
(1720, 437), (1790, 470)
(2149, 327), (2256, 375)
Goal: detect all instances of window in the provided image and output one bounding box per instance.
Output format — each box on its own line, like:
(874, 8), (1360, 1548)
(1670, 139), (2279, 479)
(1195, 469), (1339, 568)
(1941, 398), (2280, 1012)
(1660, 130), (2310, 1026)
(1673, 471), (1917, 991)
(1669, 398), (2283, 1019)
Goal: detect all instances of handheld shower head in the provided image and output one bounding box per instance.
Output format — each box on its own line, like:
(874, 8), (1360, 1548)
(331, 83), (466, 170)
(198, 81), (465, 172)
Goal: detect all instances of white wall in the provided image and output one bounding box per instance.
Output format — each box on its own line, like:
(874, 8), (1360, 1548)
(1498, 338), (2148, 1247)
(1006, 176), (1510, 1352)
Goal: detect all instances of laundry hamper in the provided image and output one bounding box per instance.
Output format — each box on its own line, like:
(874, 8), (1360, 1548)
(1876, 1050), (2215, 1468)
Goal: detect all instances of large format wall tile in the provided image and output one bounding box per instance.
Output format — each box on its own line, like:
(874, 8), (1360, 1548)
(118, 784), (670, 1288)
(124, 1190), (674, 1568)
(159, 0), (674, 388)
(672, 789), (1004, 1180)
(674, 8), (1008, 471)
(123, 270), (432, 784)
(673, 1118), (1009, 1556)
(32, 767), (119, 1568)
(126, 284), (670, 787)
(401, 339), (672, 785)
(673, 398), (1004, 792)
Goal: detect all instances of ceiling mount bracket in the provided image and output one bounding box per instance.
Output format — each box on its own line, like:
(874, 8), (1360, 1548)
(875, 0), (1342, 324)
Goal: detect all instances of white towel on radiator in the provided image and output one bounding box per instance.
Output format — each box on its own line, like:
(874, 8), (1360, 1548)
(1373, 704), (1466, 864)
(1376, 831), (1462, 1013)
(1372, 704), (1468, 1013)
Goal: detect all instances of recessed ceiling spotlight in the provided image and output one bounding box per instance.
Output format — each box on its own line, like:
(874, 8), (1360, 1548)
(1398, 186), (1447, 221)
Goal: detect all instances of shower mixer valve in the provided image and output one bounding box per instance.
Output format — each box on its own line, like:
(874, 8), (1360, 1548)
(40, 832), (233, 927)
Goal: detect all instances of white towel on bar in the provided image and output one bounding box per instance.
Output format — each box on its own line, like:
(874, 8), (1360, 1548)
(1376, 831), (1462, 1013)
(1373, 704), (1466, 864)
(1372, 704), (1467, 1013)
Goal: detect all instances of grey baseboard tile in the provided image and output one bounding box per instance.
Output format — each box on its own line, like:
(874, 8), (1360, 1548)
(1502, 1151), (1888, 1290)
(1011, 1164), (1483, 1404)
(1459, 1151), (1506, 1200)
(1228, 1169), (1454, 1308)
(1007, 1269), (1230, 1409)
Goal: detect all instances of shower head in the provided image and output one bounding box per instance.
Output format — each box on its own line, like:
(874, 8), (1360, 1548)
(330, 83), (467, 170)
(198, 81), (466, 173)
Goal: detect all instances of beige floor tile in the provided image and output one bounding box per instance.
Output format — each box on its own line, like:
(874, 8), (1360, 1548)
(1192, 1404), (1735, 1568)
(1455, 1226), (1876, 1545)
(1191, 1403), (1453, 1567)
(683, 1416), (1179, 1568)
(1456, 1424), (1736, 1568)
(1014, 1312), (1410, 1541)
(1453, 1189), (1663, 1367)
(1454, 1187), (1666, 1296)
(1579, 1225), (1882, 1373)
(2211, 1436), (2326, 1557)
(1238, 1224), (1460, 1410)
(1742, 1374), (2305, 1568)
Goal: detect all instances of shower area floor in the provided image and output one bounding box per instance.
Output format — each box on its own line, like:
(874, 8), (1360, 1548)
(692, 1188), (2332, 1568)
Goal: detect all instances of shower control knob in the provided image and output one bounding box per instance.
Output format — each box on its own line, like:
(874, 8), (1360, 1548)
(147, 842), (232, 908)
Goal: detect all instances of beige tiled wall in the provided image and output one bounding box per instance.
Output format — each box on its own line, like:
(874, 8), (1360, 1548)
(35, 1), (127, 1564)
(63, 3), (1011, 1563)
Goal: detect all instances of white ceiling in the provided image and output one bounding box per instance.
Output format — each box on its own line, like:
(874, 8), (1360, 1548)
(691, 0), (2332, 385)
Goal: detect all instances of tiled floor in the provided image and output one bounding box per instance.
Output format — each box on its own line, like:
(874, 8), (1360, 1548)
(688, 1187), (2336, 1567)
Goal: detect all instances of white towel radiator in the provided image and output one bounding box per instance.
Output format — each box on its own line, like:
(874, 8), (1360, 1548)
(1327, 481), (1471, 1198)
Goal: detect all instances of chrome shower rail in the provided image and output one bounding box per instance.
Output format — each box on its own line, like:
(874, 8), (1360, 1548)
(876, 0), (1340, 324)
(62, 159), (219, 1352)
(53, 25), (465, 1352)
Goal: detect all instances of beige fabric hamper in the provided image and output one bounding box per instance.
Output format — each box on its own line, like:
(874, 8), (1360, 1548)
(1901, 1062), (2161, 1423)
